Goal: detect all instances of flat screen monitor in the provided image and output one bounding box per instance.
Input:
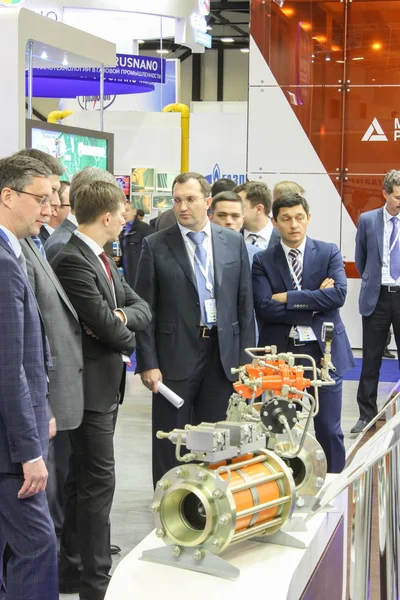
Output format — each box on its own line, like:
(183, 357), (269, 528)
(25, 119), (114, 180)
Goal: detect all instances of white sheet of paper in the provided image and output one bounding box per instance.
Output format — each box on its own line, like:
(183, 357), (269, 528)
(158, 382), (185, 409)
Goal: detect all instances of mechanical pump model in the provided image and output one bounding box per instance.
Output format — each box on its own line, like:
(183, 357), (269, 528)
(141, 323), (336, 579)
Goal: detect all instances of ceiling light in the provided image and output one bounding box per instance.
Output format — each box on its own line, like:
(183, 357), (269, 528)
(62, 57), (69, 66)
(281, 7), (294, 17)
(156, 49), (169, 54)
(336, 60), (345, 63)
(313, 35), (327, 44)
(300, 22), (312, 31)
(325, 57), (331, 61)
(331, 45), (341, 52)
(206, 25), (212, 31)
(138, 39), (145, 44)
(372, 42), (382, 50)
(221, 37), (234, 43)
(240, 48), (250, 53)
(40, 51), (48, 60)
(352, 57), (364, 61)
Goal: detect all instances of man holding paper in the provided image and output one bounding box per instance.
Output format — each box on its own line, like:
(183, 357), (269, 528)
(135, 172), (255, 487)
(252, 192), (354, 473)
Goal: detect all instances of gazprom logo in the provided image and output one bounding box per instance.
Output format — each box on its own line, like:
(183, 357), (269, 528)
(0, 0), (27, 6)
(205, 163), (245, 186)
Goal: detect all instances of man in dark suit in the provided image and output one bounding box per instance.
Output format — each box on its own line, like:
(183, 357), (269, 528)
(0, 154), (58, 599)
(352, 170), (400, 433)
(120, 202), (153, 288)
(135, 172), (255, 486)
(253, 192), (354, 473)
(52, 180), (151, 600)
(234, 181), (281, 249)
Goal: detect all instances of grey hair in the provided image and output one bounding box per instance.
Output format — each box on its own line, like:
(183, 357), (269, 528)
(16, 148), (64, 176)
(70, 167), (117, 210)
(383, 170), (400, 194)
(0, 155), (51, 197)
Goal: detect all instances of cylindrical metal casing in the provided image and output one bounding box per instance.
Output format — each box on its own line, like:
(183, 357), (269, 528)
(152, 450), (296, 555)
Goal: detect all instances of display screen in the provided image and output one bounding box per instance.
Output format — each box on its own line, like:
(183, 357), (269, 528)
(31, 127), (109, 180)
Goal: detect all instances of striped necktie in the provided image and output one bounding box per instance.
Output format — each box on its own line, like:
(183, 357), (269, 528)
(31, 236), (47, 261)
(288, 248), (302, 289)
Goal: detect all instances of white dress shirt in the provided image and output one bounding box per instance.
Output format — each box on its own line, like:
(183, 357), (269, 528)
(0, 225), (22, 258)
(67, 213), (78, 227)
(381, 207), (400, 285)
(244, 220), (274, 249)
(43, 223), (55, 236)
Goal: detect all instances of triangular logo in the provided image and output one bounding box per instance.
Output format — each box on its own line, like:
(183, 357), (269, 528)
(361, 118), (388, 142)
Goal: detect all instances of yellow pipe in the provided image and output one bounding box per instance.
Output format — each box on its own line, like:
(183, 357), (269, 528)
(162, 103), (189, 173)
(47, 110), (73, 123)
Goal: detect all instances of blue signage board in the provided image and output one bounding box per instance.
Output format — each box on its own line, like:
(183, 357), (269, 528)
(32, 53), (166, 85)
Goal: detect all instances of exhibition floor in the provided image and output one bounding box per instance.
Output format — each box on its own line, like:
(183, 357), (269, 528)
(61, 350), (398, 600)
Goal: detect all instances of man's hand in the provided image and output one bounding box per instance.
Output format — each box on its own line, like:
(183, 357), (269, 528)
(272, 292), (287, 303)
(141, 369), (163, 393)
(49, 418), (57, 439)
(114, 309), (127, 324)
(319, 278), (335, 289)
(18, 459), (48, 499)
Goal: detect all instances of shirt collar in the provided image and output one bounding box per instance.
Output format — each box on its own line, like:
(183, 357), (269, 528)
(74, 230), (103, 257)
(280, 236), (307, 259)
(0, 225), (21, 258)
(244, 220), (273, 242)
(384, 207), (400, 223)
(178, 219), (212, 239)
(44, 223), (55, 235)
(67, 213), (78, 227)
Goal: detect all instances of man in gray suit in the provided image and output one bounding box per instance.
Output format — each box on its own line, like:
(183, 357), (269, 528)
(352, 169), (400, 433)
(135, 172), (255, 486)
(15, 148), (84, 542)
(234, 181), (281, 249)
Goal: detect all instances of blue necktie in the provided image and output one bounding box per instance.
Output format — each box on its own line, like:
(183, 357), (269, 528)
(390, 217), (400, 281)
(31, 236), (47, 261)
(187, 231), (213, 328)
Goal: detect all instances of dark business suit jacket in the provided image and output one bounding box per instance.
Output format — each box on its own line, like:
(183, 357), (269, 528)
(21, 237), (84, 430)
(38, 224), (50, 246)
(120, 219), (153, 288)
(0, 237), (50, 473)
(52, 235), (152, 412)
(45, 217), (76, 263)
(241, 225), (281, 248)
(355, 207), (385, 317)
(135, 222), (255, 381)
(252, 238), (355, 377)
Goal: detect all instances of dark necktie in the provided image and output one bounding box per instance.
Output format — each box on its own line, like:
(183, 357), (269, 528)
(390, 217), (400, 281)
(31, 235), (47, 260)
(186, 231), (213, 327)
(99, 251), (113, 285)
(248, 233), (259, 245)
(288, 248), (302, 289)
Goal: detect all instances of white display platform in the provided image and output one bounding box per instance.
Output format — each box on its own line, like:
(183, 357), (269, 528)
(105, 476), (347, 600)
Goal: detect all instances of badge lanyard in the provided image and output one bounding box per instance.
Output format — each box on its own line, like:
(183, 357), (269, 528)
(185, 236), (214, 298)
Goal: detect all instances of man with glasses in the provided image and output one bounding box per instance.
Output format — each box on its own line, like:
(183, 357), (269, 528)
(0, 154), (58, 600)
(135, 172), (255, 487)
(39, 181), (71, 245)
(15, 150), (84, 555)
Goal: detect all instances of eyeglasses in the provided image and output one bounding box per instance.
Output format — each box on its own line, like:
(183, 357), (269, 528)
(60, 203), (71, 208)
(172, 196), (204, 206)
(11, 188), (51, 206)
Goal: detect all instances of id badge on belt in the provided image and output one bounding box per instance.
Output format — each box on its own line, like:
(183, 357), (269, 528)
(204, 298), (217, 323)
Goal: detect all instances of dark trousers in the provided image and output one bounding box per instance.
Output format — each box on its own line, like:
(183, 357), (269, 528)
(46, 430), (71, 537)
(0, 475), (58, 600)
(357, 288), (400, 422)
(288, 340), (346, 473)
(152, 336), (234, 487)
(59, 405), (118, 600)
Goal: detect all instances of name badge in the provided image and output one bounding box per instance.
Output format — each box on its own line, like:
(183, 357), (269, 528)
(297, 325), (317, 342)
(205, 298), (217, 323)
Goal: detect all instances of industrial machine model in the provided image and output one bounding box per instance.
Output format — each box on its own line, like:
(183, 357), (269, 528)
(141, 323), (336, 579)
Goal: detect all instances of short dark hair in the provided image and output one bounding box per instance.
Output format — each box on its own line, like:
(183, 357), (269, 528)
(211, 178), (236, 197)
(211, 191), (243, 213)
(383, 170), (400, 194)
(172, 172), (211, 198)
(59, 180), (70, 197)
(272, 192), (310, 221)
(74, 181), (126, 225)
(15, 148), (64, 176)
(233, 181), (272, 215)
(136, 209), (145, 218)
(0, 154), (51, 196)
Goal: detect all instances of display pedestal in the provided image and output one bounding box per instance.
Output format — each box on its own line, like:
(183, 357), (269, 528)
(105, 476), (347, 600)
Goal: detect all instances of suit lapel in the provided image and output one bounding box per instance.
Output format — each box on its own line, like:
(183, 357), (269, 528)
(166, 224), (197, 292)
(24, 237), (79, 321)
(301, 238), (316, 290)
(211, 224), (227, 300)
(71, 236), (116, 307)
(275, 244), (293, 290)
(376, 208), (384, 263)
